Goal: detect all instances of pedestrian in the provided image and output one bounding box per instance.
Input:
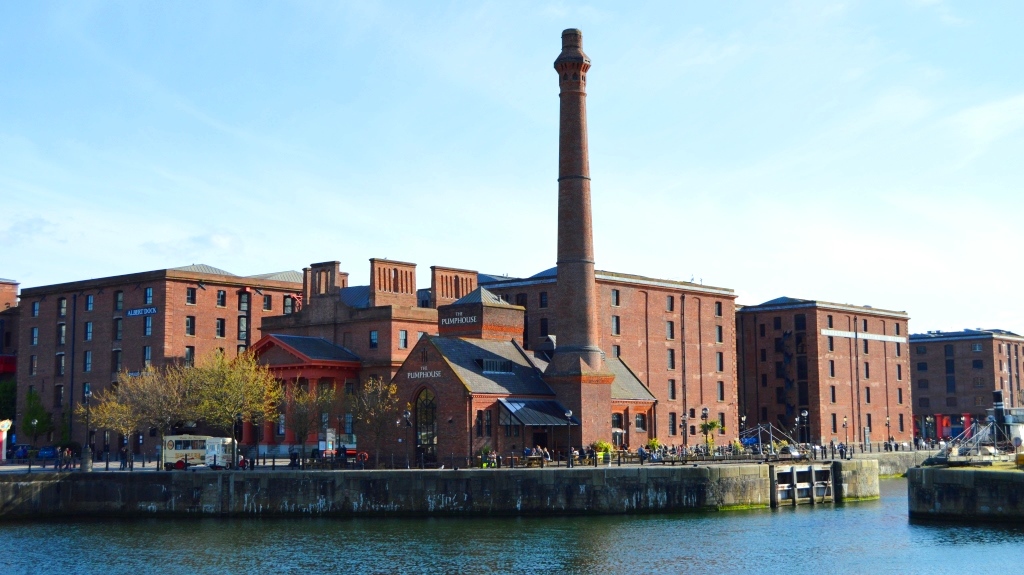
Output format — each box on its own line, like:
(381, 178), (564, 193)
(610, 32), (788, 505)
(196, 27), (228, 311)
(119, 446), (128, 470)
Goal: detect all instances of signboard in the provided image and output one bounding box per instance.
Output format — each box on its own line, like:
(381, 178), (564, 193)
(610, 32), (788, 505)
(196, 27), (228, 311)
(126, 307), (158, 317)
(408, 370), (442, 379)
(439, 309), (478, 326)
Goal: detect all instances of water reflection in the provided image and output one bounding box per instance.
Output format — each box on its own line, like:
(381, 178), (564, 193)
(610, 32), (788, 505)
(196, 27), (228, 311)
(2, 479), (1023, 575)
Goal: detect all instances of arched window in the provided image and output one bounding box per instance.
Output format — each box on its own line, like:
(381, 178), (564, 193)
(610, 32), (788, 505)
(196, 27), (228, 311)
(415, 389), (438, 463)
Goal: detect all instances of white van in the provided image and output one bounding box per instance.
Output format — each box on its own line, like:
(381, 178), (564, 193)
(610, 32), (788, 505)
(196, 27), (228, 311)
(205, 437), (238, 469)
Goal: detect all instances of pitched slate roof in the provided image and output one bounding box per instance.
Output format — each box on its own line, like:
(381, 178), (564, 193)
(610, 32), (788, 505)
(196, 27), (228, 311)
(430, 337), (554, 396)
(247, 271), (303, 283)
(452, 287), (517, 307)
(608, 357), (656, 402)
(499, 398), (578, 426)
(169, 264), (237, 276)
(339, 285), (371, 308)
(271, 335), (360, 362)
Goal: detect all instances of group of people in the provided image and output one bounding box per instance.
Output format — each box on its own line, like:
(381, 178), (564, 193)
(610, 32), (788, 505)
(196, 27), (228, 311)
(522, 445), (553, 460)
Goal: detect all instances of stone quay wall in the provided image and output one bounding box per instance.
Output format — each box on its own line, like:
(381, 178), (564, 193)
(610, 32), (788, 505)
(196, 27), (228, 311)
(0, 461), (879, 520)
(908, 466), (1024, 522)
(853, 451), (937, 477)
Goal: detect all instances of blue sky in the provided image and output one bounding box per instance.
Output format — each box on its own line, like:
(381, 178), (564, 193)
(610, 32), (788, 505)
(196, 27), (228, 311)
(2, 1), (1022, 333)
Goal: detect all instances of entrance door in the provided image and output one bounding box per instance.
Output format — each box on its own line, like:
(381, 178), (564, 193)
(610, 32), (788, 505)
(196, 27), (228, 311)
(414, 389), (437, 464)
(531, 431), (548, 449)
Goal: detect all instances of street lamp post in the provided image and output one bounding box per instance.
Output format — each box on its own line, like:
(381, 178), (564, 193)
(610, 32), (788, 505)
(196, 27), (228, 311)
(565, 410), (573, 468)
(403, 409), (412, 469)
(842, 415), (849, 458)
(885, 416), (891, 451)
(82, 388), (93, 472)
(29, 418), (37, 473)
(800, 409), (809, 445)
(700, 407), (710, 453)
(925, 415), (935, 442)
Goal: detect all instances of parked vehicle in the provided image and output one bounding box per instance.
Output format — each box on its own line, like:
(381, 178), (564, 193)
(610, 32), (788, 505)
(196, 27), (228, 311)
(37, 446), (58, 459)
(205, 437), (237, 469)
(162, 434), (213, 470)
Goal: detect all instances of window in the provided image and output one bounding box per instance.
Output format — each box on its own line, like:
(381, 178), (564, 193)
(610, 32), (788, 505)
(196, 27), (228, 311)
(237, 344), (247, 355)
(972, 359), (984, 369)
(217, 290), (227, 307)
(759, 324), (766, 337)
(57, 323), (66, 345)
(669, 412), (677, 435)
(283, 296), (294, 315)
(760, 349), (767, 362)
(865, 388), (871, 403)
(369, 330), (379, 349)
(946, 376), (956, 393)
(237, 317), (248, 341)
(918, 379), (929, 389)
(31, 327), (38, 345)
(611, 289), (620, 307)
(238, 293), (250, 312)
(539, 292), (548, 308)
(714, 302), (723, 317)
(55, 353), (65, 375)
(862, 319), (868, 331)
(830, 385), (836, 403)
(897, 388), (904, 404)
(773, 317), (782, 330)
(114, 291), (124, 311)
(776, 387), (785, 404)
(515, 293), (527, 307)
(896, 342), (902, 357)
(794, 314), (806, 331)
(971, 343), (982, 352)
(540, 318), (549, 337)
(485, 410), (492, 437)
(863, 362), (870, 379)
(399, 330), (408, 349)
(54, 385), (64, 408)
(612, 345), (620, 357)
(185, 316), (196, 336)
(667, 349), (676, 370)
(866, 413), (872, 430)
(263, 295), (273, 311)
(973, 377), (985, 389)
(634, 413), (646, 431)
(761, 374), (768, 387)
(716, 352), (724, 372)
(216, 318), (226, 338)
(827, 315), (833, 328)
(717, 381), (725, 401)
(186, 288), (197, 305)
(716, 325), (723, 343)
(58, 297), (67, 317)
(31, 301), (39, 317)
(112, 350), (122, 372)
(775, 361), (785, 378)
(144, 316), (153, 337)
(113, 318), (123, 341)
(85, 295), (94, 311)
(666, 321), (674, 340)
(143, 346), (152, 367)
(944, 344), (954, 357)
(185, 346), (195, 366)
(29, 355), (37, 375)
(666, 296), (674, 312)
(476, 410), (484, 437)
(669, 379), (676, 400)
(917, 362), (928, 372)
(898, 414), (905, 432)
(611, 315), (621, 336)
(83, 350), (92, 373)
(895, 323), (901, 336)
(916, 345), (926, 355)
(144, 287), (153, 305)
(831, 413), (837, 433)
(84, 321), (93, 341)
(897, 364), (903, 380)
(829, 360), (835, 378)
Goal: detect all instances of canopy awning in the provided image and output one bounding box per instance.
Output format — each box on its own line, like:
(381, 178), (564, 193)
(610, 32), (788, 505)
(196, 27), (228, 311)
(499, 398), (579, 427)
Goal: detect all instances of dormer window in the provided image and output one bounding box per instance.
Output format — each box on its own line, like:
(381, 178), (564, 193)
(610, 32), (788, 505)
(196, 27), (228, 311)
(481, 359), (513, 374)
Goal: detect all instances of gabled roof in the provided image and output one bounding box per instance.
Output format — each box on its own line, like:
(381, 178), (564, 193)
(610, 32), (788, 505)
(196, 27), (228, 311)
(759, 296), (812, 306)
(607, 357), (657, 402)
(169, 264), (237, 276)
(430, 337), (554, 396)
(738, 295), (908, 319)
(452, 287), (517, 307)
(268, 334), (360, 362)
(910, 329), (1024, 342)
(499, 398), (578, 426)
(247, 271), (303, 283)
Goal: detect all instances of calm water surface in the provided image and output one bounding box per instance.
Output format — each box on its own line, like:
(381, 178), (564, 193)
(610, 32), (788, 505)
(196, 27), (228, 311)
(2, 479), (1022, 575)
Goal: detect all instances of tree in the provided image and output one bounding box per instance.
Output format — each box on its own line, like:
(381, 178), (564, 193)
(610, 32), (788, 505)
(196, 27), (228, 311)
(195, 350), (282, 467)
(351, 376), (400, 467)
(0, 376), (16, 421)
(78, 370), (149, 465)
(284, 381), (335, 466)
(700, 419), (722, 451)
(21, 389), (54, 443)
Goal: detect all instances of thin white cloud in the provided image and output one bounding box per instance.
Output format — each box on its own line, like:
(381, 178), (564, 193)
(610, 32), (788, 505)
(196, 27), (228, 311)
(950, 93), (1024, 162)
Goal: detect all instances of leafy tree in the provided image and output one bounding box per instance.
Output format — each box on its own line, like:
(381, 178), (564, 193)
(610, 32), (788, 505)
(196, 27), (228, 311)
(21, 389), (54, 443)
(78, 373), (148, 465)
(0, 376), (16, 421)
(700, 419), (722, 451)
(352, 376), (400, 467)
(284, 381), (335, 466)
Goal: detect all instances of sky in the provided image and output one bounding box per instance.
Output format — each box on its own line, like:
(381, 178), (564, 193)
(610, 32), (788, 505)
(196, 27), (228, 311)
(1, 1), (1023, 334)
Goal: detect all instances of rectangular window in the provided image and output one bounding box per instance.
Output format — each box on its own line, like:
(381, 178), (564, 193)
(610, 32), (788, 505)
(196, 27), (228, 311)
(895, 323), (901, 336)
(216, 318), (226, 338)
(864, 362), (870, 379)
(144, 316), (153, 337)
(918, 379), (929, 389)
(829, 360), (835, 377)
(237, 344), (247, 355)
(109, 318), (120, 342)
(714, 301), (723, 317)
(84, 321), (93, 341)
(897, 388), (903, 404)
(717, 381), (725, 401)
(184, 346), (195, 366)
(917, 362), (928, 372)
(866, 413), (872, 430)
(718, 413), (725, 433)
(57, 323), (66, 345)
(54, 384), (63, 408)
(58, 297), (67, 317)
(896, 342), (902, 357)
(863, 339), (869, 354)
(114, 291), (124, 311)
(476, 410), (483, 437)
(369, 330), (379, 349)
(716, 325), (723, 343)
(971, 343), (982, 352)
(794, 314), (806, 331)
(634, 413), (646, 431)
(185, 316), (196, 336)
(897, 364), (903, 380)
(217, 290), (227, 307)
(898, 414), (905, 432)
(31, 301), (40, 317)
(946, 376), (956, 393)
(238, 293), (250, 312)
(760, 349), (767, 362)
(612, 345), (620, 357)
(611, 315), (621, 336)
(666, 321), (674, 340)
(944, 344), (954, 357)
(143, 346), (152, 367)
(916, 345), (927, 355)
(666, 295), (674, 312)
(865, 388), (871, 403)
(773, 317), (782, 330)
(263, 294), (273, 311)
(611, 289), (620, 307)
(918, 397), (930, 408)
(761, 407), (768, 422)
(539, 292), (548, 308)
(83, 350), (92, 373)
(946, 359), (955, 374)
(667, 349), (676, 370)
(825, 336), (833, 352)
(540, 318), (549, 337)
(827, 315), (833, 328)
(29, 355), (38, 375)
(283, 296), (294, 315)
(237, 317), (248, 341)
(485, 410), (492, 437)
(186, 288), (197, 305)
(31, 327), (38, 346)
(761, 374), (768, 387)
(716, 352), (724, 372)
(759, 324), (766, 337)
(669, 379), (676, 400)
(85, 295), (94, 311)
(669, 412), (677, 435)
(111, 350), (122, 372)
(775, 361), (785, 378)
(144, 287), (153, 305)
(862, 319), (868, 332)
(399, 330), (408, 349)
(830, 385), (836, 403)
(972, 359), (984, 369)
(832, 413), (837, 433)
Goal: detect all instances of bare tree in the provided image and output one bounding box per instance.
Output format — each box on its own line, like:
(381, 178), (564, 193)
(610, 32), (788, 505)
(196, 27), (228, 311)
(352, 376), (400, 467)
(77, 369), (150, 466)
(284, 382), (335, 466)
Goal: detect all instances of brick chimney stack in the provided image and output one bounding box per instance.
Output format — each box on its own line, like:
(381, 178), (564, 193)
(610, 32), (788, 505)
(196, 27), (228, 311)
(546, 29), (613, 447)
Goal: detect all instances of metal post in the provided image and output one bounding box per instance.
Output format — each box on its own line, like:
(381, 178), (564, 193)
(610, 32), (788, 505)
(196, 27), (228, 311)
(565, 410), (573, 469)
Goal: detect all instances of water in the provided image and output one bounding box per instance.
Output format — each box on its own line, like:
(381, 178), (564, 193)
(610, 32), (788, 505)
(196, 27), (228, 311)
(2, 479), (1022, 575)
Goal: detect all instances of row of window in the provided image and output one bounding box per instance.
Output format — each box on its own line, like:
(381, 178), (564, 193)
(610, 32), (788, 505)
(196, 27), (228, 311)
(182, 316), (247, 340)
(30, 288), (298, 318)
(759, 315), (902, 336)
(917, 359), (986, 372)
(368, 330), (428, 350)
(822, 412), (905, 434)
(914, 342), (1022, 356)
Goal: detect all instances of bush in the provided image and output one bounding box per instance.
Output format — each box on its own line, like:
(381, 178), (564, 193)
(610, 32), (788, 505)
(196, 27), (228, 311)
(646, 438), (661, 451)
(591, 440), (613, 454)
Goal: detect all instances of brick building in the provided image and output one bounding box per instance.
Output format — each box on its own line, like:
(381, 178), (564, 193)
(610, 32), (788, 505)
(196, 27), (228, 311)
(15, 264), (301, 452)
(909, 328), (1024, 439)
(0, 278), (18, 370)
(737, 297), (912, 446)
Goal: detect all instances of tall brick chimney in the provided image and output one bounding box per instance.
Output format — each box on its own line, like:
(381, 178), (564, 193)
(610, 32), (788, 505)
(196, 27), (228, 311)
(545, 29), (613, 448)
